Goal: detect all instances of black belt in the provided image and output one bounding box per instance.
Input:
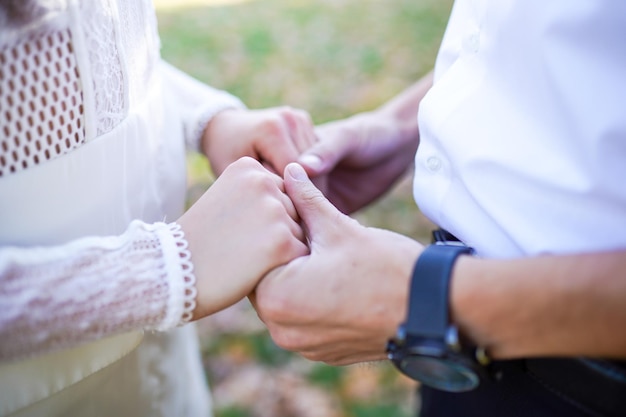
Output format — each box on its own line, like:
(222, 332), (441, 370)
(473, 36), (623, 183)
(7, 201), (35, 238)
(525, 358), (626, 417)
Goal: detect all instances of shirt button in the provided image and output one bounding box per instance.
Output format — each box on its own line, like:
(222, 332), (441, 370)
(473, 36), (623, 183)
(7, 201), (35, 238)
(465, 32), (480, 53)
(426, 156), (442, 172)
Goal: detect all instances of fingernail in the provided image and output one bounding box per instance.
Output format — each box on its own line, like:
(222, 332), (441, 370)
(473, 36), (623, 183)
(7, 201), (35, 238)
(298, 154), (323, 171)
(287, 163), (309, 181)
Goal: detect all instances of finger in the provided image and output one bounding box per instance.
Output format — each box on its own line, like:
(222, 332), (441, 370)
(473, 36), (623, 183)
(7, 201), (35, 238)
(287, 108), (317, 153)
(267, 170), (286, 193)
(251, 108), (303, 174)
(263, 171), (302, 227)
(301, 349), (387, 366)
(259, 134), (300, 176)
(272, 327), (387, 364)
(262, 160), (279, 176)
(275, 181), (299, 219)
(297, 124), (354, 176)
(292, 237), (310, 258)
(265, 224), (308, 273)
(286, 214), (306, 245)
(283, 163), (351, 242)
(264, 178), (306, 243)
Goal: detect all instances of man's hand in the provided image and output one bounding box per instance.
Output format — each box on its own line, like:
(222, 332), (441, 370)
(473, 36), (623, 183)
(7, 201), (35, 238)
(252, 163), (423, 365)
(297, 112), (419, 214)
(296, 72), (432, 214)
(202, 107), (317, 176)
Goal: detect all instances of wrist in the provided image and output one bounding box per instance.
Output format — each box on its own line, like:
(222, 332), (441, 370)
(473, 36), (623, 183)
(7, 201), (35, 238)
(200, 108), (242, 160)
(379, 234), (424, 339)
(387, 238), (493, 392)
(450, 255), (506, 359)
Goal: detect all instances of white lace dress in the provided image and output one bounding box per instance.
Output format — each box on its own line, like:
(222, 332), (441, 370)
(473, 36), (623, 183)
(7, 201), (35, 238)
(0, 0), (244, 415)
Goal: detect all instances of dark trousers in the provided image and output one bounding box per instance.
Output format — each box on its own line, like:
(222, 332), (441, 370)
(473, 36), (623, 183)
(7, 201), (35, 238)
(418, 359), (626, 417)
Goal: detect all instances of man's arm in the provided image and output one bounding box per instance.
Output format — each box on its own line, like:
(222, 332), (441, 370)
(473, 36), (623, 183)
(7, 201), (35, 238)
(254, 165), (626, 366)
(453, 251), (626, 360)
(376, 70), (434, 130)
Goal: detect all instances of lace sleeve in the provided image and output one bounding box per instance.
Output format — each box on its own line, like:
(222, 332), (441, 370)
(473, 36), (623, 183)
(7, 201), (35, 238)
(0, 220), (197, 363)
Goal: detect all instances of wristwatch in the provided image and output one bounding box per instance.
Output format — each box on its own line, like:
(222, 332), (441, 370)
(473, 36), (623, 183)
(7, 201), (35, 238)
(386, 242), (490, 392)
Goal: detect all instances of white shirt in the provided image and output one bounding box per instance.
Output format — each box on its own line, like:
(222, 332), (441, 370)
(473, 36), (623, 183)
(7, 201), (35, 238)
(414, 0), (626, 258)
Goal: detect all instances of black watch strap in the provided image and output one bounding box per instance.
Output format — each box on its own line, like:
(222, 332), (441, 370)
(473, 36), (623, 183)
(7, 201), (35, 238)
(404, 244), (474, 338)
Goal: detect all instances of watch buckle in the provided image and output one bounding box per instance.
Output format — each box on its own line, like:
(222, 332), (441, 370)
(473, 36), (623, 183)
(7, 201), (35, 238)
(445, 326), (461, 352)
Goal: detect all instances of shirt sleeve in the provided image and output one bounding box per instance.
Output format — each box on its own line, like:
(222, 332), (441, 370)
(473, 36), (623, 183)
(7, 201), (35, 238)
(0, 220), (197, 363)
(159, 59), (246, 153)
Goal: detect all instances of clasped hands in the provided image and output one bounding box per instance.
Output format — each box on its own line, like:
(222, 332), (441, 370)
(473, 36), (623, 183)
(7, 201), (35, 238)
(178, 107), (423, 366)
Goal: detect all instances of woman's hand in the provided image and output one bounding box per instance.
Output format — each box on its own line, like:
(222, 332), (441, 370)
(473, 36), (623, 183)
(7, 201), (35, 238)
(177, 157), (309, 320)
(202, 107), (317, 177)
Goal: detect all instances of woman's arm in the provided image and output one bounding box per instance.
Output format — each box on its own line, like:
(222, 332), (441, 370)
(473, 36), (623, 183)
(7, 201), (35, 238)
(0, 158), (307, 363)
(0, 221), (188, 362)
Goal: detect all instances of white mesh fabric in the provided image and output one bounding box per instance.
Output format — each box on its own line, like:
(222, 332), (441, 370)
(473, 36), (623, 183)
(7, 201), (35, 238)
(0, 27), (85, 177)
(0, 221), (196, 362)
(0, 0), (130, 177)
(79, 0), (126, 136)
(0, 0), (245, 173)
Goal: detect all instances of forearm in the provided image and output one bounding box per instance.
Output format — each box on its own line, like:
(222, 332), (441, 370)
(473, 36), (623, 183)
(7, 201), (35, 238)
(323, 70), (432, 149)
(0, 221), (194, 362)
(451, 250), (626, 360)
(350, 70), (433, 153)
(376, 69), (433, 140)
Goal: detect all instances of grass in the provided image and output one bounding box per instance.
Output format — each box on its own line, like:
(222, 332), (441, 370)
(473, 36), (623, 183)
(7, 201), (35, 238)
(156, 0), (453, 415)
(158, 0), (450, 122)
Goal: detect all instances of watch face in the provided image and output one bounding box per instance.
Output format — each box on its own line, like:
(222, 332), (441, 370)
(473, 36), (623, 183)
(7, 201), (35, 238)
(399, 355), (480, 392)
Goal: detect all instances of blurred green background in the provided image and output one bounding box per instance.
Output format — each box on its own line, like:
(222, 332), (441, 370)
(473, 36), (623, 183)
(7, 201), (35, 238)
(156, 0), (453, 415)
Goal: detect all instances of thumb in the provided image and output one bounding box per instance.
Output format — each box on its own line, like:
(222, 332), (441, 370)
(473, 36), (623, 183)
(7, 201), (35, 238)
(284, 163), (346, 239)
(297, 127), (352, 176)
